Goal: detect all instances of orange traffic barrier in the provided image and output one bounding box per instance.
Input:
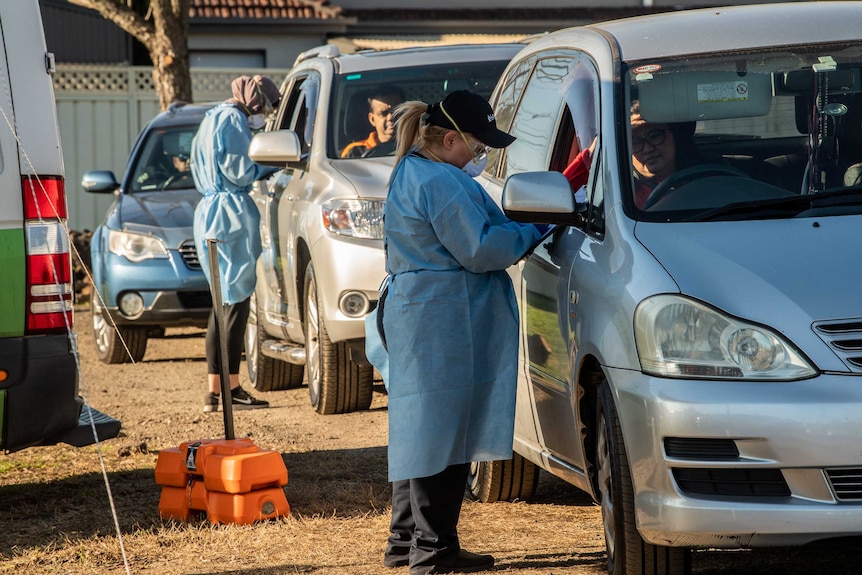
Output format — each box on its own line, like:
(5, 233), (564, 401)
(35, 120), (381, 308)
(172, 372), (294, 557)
(155, 438), (289, 525)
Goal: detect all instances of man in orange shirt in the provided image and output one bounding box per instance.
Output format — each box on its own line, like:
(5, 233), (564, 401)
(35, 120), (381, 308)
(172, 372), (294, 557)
(341, 84), (405, 158)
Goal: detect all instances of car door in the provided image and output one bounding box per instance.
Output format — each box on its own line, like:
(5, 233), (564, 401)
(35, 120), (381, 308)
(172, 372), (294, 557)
(256, 71), (321, 341)
(496, 51), (602, 475)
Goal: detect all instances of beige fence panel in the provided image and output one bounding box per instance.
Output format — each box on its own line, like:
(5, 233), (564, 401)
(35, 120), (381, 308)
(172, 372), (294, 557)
(54, 65), (290, 231)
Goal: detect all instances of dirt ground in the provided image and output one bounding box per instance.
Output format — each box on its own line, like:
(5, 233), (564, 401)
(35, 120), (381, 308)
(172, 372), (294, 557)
(2, 306), (862, 574)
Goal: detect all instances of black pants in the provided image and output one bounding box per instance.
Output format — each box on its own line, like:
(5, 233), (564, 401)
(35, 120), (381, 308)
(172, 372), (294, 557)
(387, 463), (469, 570)
(205, 298), (250, 375)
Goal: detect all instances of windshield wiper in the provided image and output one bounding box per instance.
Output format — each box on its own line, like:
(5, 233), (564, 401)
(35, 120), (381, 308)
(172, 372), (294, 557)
(689, 187), (862, 222)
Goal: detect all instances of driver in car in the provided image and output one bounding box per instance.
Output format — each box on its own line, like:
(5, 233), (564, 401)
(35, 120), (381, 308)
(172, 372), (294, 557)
(340, 84), (405, 158)
(562, 100), (704, 208)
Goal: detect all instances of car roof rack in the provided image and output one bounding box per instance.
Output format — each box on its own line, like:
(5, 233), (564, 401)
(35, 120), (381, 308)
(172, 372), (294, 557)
(294, 44), (341, 66)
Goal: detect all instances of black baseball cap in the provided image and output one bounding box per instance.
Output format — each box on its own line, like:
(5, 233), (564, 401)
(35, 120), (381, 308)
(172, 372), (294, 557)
(426, 90), (516, 149)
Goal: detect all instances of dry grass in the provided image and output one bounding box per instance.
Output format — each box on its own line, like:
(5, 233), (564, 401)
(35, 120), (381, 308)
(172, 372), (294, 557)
(3, 308), (862, 574)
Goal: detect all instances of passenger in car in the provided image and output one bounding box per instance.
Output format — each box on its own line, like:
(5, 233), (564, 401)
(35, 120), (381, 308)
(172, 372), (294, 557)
(372, 90), (543, 575)
(340, 84), (405, 158)
(191, 75), (281, 413)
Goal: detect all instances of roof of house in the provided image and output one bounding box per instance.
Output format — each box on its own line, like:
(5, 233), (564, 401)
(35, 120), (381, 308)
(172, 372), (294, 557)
(190, 0), (343, 20)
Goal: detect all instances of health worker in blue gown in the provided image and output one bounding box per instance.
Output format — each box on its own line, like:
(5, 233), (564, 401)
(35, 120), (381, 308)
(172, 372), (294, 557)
(191, 75), (280, 413)
(370, 90), (543, 575)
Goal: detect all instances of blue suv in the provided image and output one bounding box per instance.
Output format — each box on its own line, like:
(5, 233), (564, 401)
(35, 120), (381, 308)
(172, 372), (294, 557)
(83, 102), (214, 363)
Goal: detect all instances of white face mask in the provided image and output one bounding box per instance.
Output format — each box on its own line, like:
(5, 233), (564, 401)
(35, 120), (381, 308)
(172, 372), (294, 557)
(248, 114), (267, 130)
(462, 154), (488, 178)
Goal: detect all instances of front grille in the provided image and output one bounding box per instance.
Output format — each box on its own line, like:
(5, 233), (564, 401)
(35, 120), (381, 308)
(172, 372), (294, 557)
(177, 290), (212, 309)
(672, 468), (790, 497)
(178, 240), (201, 269)
(825, 468), (862, 501)
(813, 318), (862, 371)
(664, 438), (740, 460)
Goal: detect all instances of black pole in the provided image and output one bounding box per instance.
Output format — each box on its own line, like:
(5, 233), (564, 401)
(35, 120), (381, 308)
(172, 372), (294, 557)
(206, 238), (235, 440)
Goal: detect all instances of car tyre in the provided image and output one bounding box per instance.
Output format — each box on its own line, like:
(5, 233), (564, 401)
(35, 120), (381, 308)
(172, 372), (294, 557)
(304, 262), (373, 415)
(468, 454), (540, 503)
(597, 380), (691, 575)
(91, 298), (147, 364)
(245, 293), (304, 392)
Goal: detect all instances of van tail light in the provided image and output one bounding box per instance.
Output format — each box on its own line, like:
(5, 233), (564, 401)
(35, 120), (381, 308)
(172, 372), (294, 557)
(23, 175), (73, 334)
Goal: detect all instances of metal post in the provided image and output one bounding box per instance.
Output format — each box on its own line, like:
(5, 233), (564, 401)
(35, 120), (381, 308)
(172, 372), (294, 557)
(206, 238), (235, 440)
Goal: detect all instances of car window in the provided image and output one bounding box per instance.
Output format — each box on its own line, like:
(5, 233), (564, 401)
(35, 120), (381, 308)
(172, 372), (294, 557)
(627, 43), (862, 220)
(485, 57), (535, 179)
(277, 72), (321, 160)
(130, 126), (198, 192)
(329, 59), (510, 159)
(502, 55), (573, 179)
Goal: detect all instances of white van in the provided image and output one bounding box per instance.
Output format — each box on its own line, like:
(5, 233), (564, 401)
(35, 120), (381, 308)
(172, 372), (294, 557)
(0, 0), (119, 452)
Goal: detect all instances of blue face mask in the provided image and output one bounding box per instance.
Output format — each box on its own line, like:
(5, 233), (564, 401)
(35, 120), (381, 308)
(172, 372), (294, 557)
(462, 153), (488, 178)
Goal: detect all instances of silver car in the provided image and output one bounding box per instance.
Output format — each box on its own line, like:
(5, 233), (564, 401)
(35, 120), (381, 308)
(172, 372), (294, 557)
(471, 3), (862, 574)
(247, 43), (523, 414)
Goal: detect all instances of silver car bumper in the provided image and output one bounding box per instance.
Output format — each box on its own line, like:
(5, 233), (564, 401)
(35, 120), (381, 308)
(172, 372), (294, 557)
(608, 366), (862, 548)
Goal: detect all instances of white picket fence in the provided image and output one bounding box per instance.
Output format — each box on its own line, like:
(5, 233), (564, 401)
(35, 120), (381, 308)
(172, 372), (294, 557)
(53, 65), (291, 231)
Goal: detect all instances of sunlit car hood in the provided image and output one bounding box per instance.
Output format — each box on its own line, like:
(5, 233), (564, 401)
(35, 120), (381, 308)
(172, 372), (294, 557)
(116, 189), (200, 247)
(330, 157), (397, 200)
(635, 216), (862, 323)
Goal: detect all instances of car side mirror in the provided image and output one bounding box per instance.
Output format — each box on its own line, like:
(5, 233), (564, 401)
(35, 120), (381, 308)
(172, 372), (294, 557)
(248, 130), (303, 167)
(81, 170), (120, 194)
(502, 171), (578, 224)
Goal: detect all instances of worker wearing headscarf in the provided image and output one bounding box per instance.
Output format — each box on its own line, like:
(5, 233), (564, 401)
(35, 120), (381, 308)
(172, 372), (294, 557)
(191, 74), (281, 413)
(369, 90), (542, 575)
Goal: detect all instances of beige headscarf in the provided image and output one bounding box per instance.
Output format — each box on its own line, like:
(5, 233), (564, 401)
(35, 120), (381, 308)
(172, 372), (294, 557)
(230, 75), (281, 116)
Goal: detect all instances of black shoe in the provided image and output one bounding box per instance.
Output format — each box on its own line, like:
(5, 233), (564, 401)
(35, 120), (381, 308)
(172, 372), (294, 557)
(203, 392), (220, 413)
(410, 550), (495, 574)
(230, 386), (269, 410)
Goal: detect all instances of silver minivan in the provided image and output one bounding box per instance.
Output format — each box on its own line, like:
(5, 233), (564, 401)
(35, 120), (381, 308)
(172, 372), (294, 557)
(471, 3), (862, 575)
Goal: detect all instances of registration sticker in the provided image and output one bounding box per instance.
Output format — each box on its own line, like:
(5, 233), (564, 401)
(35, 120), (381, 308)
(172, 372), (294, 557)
(697, 81), (750, 103)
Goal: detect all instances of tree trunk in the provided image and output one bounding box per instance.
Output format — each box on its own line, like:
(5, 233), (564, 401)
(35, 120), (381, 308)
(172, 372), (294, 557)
(68, 0), (192, 111)
(150, 0), (192, 109)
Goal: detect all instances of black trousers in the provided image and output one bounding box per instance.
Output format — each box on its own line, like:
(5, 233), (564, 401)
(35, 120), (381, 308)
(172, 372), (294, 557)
(387, 463), (469, 569)
(205, 297), (250, 375)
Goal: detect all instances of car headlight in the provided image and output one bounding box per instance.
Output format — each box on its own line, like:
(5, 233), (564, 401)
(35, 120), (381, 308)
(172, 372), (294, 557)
(321, 199), (384, 239)
(108, 229), (169, 262)
(634, 294), (816, 380)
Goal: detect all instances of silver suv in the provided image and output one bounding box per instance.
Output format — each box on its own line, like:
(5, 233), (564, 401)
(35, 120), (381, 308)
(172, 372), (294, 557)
(246, 43), (522, 414)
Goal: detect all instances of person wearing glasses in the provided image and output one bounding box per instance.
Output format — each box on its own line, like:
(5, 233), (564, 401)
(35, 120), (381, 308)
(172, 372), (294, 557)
(190, 75), (280, 413)
(341, 84), (406, 158)
(368, 90), (543, 575)
(563, 100), (701, 209)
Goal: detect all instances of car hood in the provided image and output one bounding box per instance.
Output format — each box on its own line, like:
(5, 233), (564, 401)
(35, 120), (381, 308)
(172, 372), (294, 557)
(117, 189), (200, 247)
(330, 157), (397, 200)
(635, 216), (862, 325)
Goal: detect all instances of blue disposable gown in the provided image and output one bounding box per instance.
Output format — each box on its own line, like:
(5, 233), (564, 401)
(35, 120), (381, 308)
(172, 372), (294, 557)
(379, 153), (542, 482)
(190, 103), (272, 305)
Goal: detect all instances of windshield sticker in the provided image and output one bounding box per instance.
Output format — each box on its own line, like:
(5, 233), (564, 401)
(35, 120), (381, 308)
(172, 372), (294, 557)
(697, 81), (750, 103)
(633, 64), (662, 74)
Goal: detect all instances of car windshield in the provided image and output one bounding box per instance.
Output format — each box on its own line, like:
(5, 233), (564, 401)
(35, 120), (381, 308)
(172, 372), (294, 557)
(328, 60), (509, 159)
(130, 125), (198, 192)
(626, 42), (862, 222)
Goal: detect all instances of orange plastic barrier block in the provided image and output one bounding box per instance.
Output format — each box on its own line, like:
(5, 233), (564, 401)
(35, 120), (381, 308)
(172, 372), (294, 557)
(154, 447), (188, 488)
(206, 486), (290, 525)
(157, 479), (208, 521)
(203, 448), (288, 494)
(155, 437), (291, 525)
